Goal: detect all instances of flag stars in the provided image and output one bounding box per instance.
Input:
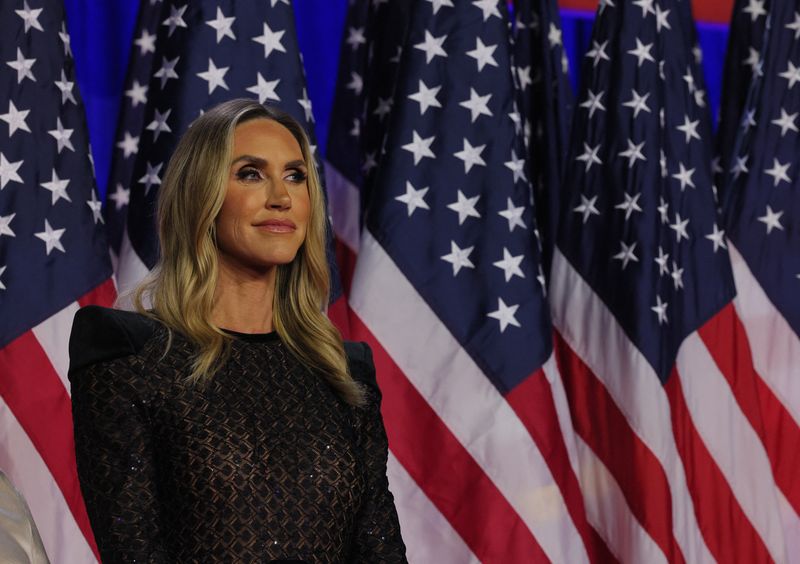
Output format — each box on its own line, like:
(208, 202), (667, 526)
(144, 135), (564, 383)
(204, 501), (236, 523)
(139, 161), (163, 195)
(40, 170), (71, 205)
(670, 213), (690, 242)
(162, 4), (188, 36)
(146, 108), (172, 141)
(758, 205), (784, 234)
(771, 109), (798, 136)
(627, 38), (655, 67)
(743, 0), (767, 21)
(15, 1), (43, 32)
(516, 66), (532, 90)
(576, 142), (603, 172)
(504, 150), (526, 183)
(373, 97), (393, 120)
(408, 80), (442, 115)
(58, 23), (72, 56)
(547, 23), (563, 48)
(670, 261), (684, 290)
(205, 7), (236, 43)
(487, 298), (521, 333)
(6, 48), (36, 84)
(780, 61), (800, 89)
(0, 153), (23, 189)
(676, 116), (701, 143)
(586, 40), (610, 67)
(613, 240), (639, 269)
(619, 139), (646, 168)
(633, 0), (655, 17)
(498, 198), (527, 232)
(472, 0), (502, 21)
(652, 296), (668, 325)
(655, 246), (669, 275)
(395, 181), (430, 216)
(466, 38), (498, 72)
(672, 162), (696, 191)
(705, 224), (727, 252)
(402, 130), (436, 165)
(425, 0), (454, 14)
(247, 73), (281, 104)
(346, 27), (367, 50)
(48, 118), (74, 153)
(493, 248), (525, 282)
(0, 101), (31, 137)
(764, 158), (791, 186)
(787, 11), (800, 40)
(298, 88), (314, 122)
(0, 213), (15, 238)
(414, 30), (448, 64)
(574, 194), (600, 223)
(109, 183), (130, 211)
(459, 88), (493, 122)
(580, 89), (606, 118)
(134, 29), (157, 55)
(154, 56), (180, 88)
(454, 139), (486, 173)
(346, 71), (363, 95)
(623, 89), (651, 117)
(253, 23), (287, 58)
(0, 266), (5, 291)
(197, 59), (229, 94)
(658, 197), (669, 223)
(126, 80), (148, 107)
(655, 5), (671, 32)
(441, 241), (475, 275)
(447, 190), (481, 224)
(86, 190), (104, 224)
(615, 192), (643, 220)
(55, 70), (77, 105)
(34, 219), (66, 255)
(117, 131), (140, 159)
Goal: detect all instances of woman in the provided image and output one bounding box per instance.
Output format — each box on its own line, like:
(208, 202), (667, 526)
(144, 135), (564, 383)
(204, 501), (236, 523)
(68, 99), (407, 562)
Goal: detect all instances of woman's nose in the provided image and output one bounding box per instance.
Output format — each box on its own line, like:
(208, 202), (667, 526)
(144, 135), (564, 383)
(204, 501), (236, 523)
(266, 181), (291, 210)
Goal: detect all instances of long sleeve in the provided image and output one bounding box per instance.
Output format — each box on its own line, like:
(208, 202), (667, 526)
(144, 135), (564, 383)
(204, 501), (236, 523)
(347, 343), (407, 563)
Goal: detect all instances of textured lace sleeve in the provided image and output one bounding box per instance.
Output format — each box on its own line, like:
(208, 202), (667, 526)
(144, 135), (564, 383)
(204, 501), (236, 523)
(349, 343), (408, 563)
(70, 356), (169, 563)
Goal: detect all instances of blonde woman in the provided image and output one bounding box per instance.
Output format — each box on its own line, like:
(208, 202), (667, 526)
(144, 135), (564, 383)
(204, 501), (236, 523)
(68, 99), (406, 562)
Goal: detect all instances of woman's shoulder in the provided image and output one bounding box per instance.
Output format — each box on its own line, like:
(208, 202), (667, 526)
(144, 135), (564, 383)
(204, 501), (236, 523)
(68, 305), (159, 377)
(343, 341), (377, 388)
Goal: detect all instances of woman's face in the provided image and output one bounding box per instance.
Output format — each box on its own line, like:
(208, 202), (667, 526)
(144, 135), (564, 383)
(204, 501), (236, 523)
(216, 118), (311, 273)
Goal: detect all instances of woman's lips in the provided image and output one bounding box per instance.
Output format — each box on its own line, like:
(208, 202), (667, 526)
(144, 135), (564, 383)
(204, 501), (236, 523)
(255, 219), (296, 233)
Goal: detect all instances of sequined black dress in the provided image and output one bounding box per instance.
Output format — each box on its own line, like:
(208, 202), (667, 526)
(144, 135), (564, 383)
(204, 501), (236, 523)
(68, 306), (407, 563)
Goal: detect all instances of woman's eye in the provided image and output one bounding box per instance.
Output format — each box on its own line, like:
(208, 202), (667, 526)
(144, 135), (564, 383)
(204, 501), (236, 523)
(236, 168), (261, 181)
(286, 170), (307, 183)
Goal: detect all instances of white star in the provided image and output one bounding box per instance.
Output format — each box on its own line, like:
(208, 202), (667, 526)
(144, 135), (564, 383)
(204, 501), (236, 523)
(658, 197), (669, 223)
(425, 0), (454, 14)
(162, 4), (188, 36)
(86, 190), (104, 224)
(787, 11), (800, 40)
(441, 241), (475, 276)
(493, 248), (525, 282)
(705, 223), (727, 252)
(58, 23), (72, 56)
(269, 0), (290, 5)
(618, 139), (646, 167)
(615, 192), (643, 220)
(472, 0), (502, 21)
(742, 108), (757, 131)
(414, 30), (448, 64)
(676, 115), (701, 143)
(670, 261), (684, 290)
(361, 151), (377, 174)
(139, 161), (163, 195)
(487, 297), (521, 333)
(670, 213), (690, 242)
(6, 48), (36, 84)
(623, 89), (651, 117)
(771, 109), (798, 136)
(247, 73), (281, 104)
(0, 153), (23, 189)
(34, 219), (66, 255)
(15, 1), (43, 33)
(660, 150), (668, 178)
(764, 158), (791, 186)
(580, 89), (606, 117)
(197, 59), (229, 94)
(349, 118), (360, 138)
(109, 183), (130, 211)
(453, 138), (486, 173)
(633, 0), (655, 17)
(146, 108), (172, 141)
(0, 101), (31, 137)
(672, 162), (696, 191)
(516, 65), (532, 90)
(655, 5), (671, 32)
(574, 194), (600, 223)
(373, 97), (393, 120)
(613, 240), (639, 269)
(683, 69), (697, 93)
(742, 47), (760, 72)
(389, 45), (403, 63)
(298, 88), (314, 122)
(627, 38), (655, 67)
(780, 61), (800, 89)
(758, 205), (784, 234)
(730, 155), (749, 180)
(504, 150), (526, 183)
(447, 190), (481, 224)
(586, 40), (610, 67)
(0, 213), (15, 238)
(134, 29), (156, 55)
(402, 130), (436, 165)
(466, 38), (498, 72)
(253, 22), (287, 58)
(652, 295), (668, 325)
(116, 131), (139, 159)
(125, 80), (148, 107)
(742, 0), (766, 21)
(205, 7), (236, 43)
(395, 181), (430, 216)
(576, 142), (603, 172)
(54, 70), (77, 105)
(655, 246), (669, 275)
(346, 27), (366, 50)
(40, 170), (71, 205)
(408, 80), (442, 115)
(48, 117), (74, 153)
(548, 23), (563, 48)
(498, 197), (526, 232)
(154, 56), (180, 88)
(459, 88), (493, 122)
(0, 265), (5, 291)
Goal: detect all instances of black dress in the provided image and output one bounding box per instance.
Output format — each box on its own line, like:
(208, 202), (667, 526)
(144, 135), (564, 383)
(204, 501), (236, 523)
(68, 306), (407, 563)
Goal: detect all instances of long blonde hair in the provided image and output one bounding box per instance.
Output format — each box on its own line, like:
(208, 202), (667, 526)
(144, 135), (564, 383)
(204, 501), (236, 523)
(134, 99), (364, 406)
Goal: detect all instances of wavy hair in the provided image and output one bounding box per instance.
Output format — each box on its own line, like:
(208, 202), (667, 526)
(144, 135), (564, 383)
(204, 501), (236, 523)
(133, 99), (364, 406)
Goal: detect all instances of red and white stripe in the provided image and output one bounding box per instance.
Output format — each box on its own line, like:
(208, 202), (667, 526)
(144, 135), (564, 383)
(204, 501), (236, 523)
(0, 279), (115, 564)
(550, 247), (796, 563)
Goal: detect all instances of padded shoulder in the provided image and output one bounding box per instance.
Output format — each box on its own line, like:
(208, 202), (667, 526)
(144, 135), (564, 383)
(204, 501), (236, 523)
(343, 340), (377, 388)
(68, 305), (157, 377)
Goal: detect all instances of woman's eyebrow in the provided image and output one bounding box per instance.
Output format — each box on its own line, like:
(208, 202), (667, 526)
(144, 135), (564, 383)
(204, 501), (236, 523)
(230, 154), (267, 167)
(284, 159), (306, 169)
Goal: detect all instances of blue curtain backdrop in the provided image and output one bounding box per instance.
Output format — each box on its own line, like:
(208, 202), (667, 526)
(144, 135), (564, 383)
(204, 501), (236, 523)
(62, 0), (728, 201)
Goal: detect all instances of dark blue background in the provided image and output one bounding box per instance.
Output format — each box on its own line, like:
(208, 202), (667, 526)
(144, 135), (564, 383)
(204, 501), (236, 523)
(61, 1), (728, 200)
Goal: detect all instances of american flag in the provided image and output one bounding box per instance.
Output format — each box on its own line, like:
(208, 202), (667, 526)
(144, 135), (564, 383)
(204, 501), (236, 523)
(0, 0), (116, 561)
(551, 0), (793, 561)
(720, 0), (800, 558)
(339, 0), (608, 561)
